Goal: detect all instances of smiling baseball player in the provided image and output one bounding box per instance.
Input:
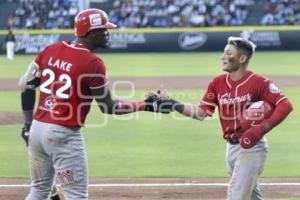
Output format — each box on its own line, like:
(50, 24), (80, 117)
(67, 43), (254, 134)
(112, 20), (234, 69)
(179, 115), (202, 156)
(156, 37), (293, 200)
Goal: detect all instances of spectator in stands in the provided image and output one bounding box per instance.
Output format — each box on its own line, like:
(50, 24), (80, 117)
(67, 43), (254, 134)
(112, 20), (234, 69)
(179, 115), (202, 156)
(7, 0), (270, 28)
(7, 14), (14, 29)
(109, 0), (253, 28)
(10, 0), (78, 29)
(261, 0), (300, 25)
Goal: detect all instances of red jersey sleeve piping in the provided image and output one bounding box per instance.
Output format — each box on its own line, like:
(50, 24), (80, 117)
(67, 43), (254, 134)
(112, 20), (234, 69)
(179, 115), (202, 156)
(275, 96), (287, 105)
(199, 101), (216, 117)
(203, 109), (214, 117)
(200, 100), (217, 107)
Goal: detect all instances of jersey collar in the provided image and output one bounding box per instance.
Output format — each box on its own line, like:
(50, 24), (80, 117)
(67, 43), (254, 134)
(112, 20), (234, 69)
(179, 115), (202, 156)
(62, 41), (90, 52)
(226, 70), (254, 88)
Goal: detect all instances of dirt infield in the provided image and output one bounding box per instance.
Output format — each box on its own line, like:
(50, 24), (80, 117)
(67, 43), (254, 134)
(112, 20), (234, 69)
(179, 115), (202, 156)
(1, 76), (300, 199)
(0, 177), (300, 200)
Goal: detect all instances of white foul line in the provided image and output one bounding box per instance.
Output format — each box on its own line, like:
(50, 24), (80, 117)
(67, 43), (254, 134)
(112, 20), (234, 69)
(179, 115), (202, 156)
(1, 182), (300, 188)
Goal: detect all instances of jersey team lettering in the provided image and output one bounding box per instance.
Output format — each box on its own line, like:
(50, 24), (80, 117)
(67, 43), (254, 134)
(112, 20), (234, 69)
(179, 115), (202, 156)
(48, 57), (72, 72)
(219, 92), (252, 105)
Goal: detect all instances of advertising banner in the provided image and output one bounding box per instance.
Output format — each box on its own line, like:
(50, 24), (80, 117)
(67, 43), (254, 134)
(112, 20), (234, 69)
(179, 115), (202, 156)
(0, 30), (299, 54)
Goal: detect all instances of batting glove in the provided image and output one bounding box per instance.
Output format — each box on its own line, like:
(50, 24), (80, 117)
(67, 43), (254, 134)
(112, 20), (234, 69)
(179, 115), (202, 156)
(144, 92), (174, 114)
(21, 123), (31, 146)
(50, 185), (61, 200)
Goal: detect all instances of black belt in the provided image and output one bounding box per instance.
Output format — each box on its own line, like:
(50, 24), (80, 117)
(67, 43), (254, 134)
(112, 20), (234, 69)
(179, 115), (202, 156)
(227, 138), (240, 145)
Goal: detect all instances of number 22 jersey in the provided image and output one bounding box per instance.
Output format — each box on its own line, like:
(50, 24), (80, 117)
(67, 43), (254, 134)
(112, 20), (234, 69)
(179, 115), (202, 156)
(34, 41), (108, 127)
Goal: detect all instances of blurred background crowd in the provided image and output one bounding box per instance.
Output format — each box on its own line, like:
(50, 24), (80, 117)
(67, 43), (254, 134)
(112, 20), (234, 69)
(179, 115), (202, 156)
(1, 0), (299, 30)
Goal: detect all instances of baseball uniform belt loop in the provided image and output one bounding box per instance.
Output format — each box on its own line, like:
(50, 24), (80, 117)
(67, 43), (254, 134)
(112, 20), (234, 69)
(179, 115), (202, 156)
(227, 138), (240, 145)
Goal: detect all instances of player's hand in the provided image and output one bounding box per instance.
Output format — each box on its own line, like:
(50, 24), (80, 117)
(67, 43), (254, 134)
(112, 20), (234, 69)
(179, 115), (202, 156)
(144, 93), (173, 114)
(21, 123), (31, 146)
(240, 128), (262, 149)
(50, 185), (61, 200)
(144, 86), (174, 114)
(240, 120), (272, 149)
(158, 85), (171, 101)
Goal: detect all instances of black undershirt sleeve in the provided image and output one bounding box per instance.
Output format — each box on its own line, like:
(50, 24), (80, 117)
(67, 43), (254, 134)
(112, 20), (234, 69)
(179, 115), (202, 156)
(21, 78), (40, 111)
(21, 89), (35, 111)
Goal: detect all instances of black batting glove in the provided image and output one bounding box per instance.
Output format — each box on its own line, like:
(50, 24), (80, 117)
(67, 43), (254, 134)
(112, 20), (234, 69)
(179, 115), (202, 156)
(50, 185), (61, 200)
(51, 194), (61, 200)
(21, 123), (31, 146)
(144, 92), (174, 114)
(145, 94), (159, 112)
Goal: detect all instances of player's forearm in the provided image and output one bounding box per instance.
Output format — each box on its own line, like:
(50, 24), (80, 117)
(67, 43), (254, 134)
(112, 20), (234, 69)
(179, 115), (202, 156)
(171, 99), (207, 120)
(115, 99), (146, 115)
(240, 99), (293, 149)
(251, 99), (293, 137)
(264, 99), (293, 132)
(21, 89), (36, 124)
(102, 99), (146, 115)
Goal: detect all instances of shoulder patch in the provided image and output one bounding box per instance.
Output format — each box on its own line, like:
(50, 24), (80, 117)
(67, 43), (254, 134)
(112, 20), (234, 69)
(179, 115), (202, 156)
(269, 83), (280, 93)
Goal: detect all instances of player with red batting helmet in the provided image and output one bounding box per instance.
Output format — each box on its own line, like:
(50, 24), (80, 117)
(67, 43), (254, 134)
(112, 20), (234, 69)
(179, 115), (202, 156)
(19, 8), (172, 200)
(153, 37), (293, 200)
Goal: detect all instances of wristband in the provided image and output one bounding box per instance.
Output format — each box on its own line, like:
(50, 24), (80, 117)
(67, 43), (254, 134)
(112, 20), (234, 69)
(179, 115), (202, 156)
(23, 110), (33, 125)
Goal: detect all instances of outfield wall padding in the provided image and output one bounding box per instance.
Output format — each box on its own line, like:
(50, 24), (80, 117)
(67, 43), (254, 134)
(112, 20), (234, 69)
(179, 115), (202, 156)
(0, 29), (299, 54)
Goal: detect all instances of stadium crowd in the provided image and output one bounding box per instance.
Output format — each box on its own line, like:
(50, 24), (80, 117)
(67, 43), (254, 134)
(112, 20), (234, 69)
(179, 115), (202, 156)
(261, 0), (300, 25)
(5, 0), (300, 29)
(10, 0), (78, 29)
(108, 0), (253, 27)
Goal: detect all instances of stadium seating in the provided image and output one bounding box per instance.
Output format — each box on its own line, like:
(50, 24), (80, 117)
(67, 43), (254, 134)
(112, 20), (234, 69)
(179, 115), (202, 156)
(108, 0), (255, 27)
(9, 0), (78, 29)
(1, 0), (299, 29)
(261, 0), (300, 25)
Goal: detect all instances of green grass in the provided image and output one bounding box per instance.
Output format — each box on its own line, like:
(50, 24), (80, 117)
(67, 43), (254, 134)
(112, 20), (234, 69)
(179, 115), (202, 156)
(0, 51), (299, 179)
(0, 51), (300, 78)
(0, 88), (299, 178)
(0, 91), (22, 111)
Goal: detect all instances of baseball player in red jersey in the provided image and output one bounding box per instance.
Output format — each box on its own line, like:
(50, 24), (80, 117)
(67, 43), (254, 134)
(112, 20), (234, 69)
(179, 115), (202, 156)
(19, 8), (172, 200)
(155, 37), (293, 200)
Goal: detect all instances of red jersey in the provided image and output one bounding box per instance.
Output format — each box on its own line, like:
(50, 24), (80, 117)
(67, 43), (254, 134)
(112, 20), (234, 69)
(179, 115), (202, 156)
(34, 41), (108, 127)
(200, 71), (287, 136)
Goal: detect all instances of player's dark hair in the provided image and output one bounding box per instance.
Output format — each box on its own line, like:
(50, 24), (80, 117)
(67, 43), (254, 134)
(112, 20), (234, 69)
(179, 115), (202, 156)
(228, 40), (254, 58)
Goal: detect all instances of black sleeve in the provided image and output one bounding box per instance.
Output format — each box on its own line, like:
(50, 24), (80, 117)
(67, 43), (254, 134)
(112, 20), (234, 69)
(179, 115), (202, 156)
(21, 77), (40, 111)
(28, 77), (40, 88)
(21, 89), (36, 111)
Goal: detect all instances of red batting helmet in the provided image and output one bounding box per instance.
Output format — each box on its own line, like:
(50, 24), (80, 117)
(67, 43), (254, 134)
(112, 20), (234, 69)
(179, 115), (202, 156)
(74, 8), (117, 37)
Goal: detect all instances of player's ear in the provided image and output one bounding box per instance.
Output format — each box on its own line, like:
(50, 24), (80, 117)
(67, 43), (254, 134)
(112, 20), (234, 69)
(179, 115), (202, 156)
(239, 54), (248, 64)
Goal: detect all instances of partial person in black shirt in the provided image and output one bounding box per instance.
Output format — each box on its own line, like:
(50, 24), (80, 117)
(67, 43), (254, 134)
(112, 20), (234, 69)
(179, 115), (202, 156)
(4, 29), (16, 61)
